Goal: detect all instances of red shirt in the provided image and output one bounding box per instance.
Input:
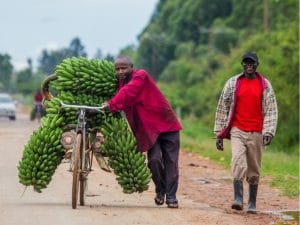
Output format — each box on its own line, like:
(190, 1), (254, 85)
(34, 92), (43, 103)
(108, 69), (182, 152)
(232, 76), (263, 132)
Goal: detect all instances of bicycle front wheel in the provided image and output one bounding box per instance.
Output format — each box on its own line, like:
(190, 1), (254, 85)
(79, 173), (86, 206)
(79, 136), (90, 206)
(72, 133), (82, 209)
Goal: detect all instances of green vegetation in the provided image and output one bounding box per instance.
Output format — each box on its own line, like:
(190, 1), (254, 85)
(134, 0), (299, 153)
(0, 37), (113, 97)
(181, 118), (299, 198)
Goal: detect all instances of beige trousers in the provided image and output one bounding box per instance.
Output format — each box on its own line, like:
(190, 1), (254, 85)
(230, 127), (263, 185)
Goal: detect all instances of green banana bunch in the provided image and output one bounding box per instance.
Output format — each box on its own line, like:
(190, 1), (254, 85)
(52, 57), (117, 96)
(18, 57), (118, 193)
(19, 57), (150, 195)
(18, 117), (64, 193)
(101, 117), (152, 194)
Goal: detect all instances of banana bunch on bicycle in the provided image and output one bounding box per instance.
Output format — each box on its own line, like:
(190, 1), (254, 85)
(18, 57), (151, 194)
(101, 118), (152, 193)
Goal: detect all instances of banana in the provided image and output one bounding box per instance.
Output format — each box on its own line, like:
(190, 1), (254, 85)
(18, 57), (148, 194)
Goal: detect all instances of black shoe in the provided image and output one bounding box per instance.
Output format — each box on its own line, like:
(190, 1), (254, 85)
(231, 179), (243, 210)
(246, 184), (258, 214)
(154, 195), (165, 205)
(231, 202), (243, 210)
(166, 200), (178, 208)
(246, 207), (257, 214)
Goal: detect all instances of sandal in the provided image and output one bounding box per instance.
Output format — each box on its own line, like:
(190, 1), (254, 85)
(154, 195), (165, 205)
(167, 200), (179, 208)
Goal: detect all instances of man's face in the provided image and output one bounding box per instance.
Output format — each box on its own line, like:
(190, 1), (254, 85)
(115, 62), (133, 80)
(242, 58), (257, 75)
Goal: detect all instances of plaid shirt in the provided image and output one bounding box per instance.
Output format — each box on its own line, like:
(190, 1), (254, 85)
(214, 72), (278, 139)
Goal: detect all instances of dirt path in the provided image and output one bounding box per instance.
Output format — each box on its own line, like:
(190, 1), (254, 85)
(179, 151), (299, 225)
(0, 107), (298, 225)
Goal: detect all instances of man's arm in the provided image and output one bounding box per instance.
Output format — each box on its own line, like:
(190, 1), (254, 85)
(108, 71), (146, 112)
(214, 78), (233, 136)
(262, 80), (278, 137)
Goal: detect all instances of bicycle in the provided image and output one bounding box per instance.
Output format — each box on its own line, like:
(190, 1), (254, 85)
(59, 100), (105, 209)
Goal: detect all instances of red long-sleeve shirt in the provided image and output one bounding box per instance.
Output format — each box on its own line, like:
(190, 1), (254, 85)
(108, 69), (182, 152)
(232, 76), (263, 132)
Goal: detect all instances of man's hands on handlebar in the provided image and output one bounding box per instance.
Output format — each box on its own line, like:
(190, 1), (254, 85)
(85, 102), (109, 117)
(59, 99), (109, 118)
(100, 101), (109, 110)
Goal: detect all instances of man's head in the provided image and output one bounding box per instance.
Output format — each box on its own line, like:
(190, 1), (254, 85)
(241, 52), (259, 77)
(114, 55), (133, 80)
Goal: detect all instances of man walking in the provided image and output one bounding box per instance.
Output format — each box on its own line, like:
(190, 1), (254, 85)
(102, 55), (182, 208)
(214, 52), (278, 213)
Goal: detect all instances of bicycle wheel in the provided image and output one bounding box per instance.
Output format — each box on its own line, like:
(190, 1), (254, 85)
(72, 133), (82, 209)
(79, 137), (90, 206)
(79, 170), (86, 206)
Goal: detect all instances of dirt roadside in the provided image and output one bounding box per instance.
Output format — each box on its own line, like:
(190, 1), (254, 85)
(0, 107), (298, 225)
(178, 150), (299, 225)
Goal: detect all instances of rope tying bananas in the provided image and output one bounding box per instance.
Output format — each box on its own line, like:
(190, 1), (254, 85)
(18, 57), (151, 194)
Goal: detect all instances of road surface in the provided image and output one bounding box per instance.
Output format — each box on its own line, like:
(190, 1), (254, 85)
(0, 107), (298, 225)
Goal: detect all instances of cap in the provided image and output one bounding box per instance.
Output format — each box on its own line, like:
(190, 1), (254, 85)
(242, 52), (259, 64)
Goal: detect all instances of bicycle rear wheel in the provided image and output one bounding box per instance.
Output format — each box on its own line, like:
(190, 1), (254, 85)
(72, 133), (82, 209)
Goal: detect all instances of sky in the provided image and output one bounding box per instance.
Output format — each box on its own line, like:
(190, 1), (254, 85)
(0, 0), (159, 70)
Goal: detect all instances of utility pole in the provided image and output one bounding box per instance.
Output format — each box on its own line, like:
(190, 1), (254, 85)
(263, 0), (269, 32)
(199, 27), (225, 56)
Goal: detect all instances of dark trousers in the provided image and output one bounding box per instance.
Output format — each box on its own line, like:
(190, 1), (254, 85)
(147, 131), (180, 202)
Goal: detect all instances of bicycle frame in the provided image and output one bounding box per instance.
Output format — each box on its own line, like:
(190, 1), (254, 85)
(73, 108), (87, 173)
(60, 101), (105, 170)
(60, 100), (105, 208)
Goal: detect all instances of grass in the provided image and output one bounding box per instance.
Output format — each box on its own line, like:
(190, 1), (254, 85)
(262, 151), (299, 197)
(181, 118), (299, 198)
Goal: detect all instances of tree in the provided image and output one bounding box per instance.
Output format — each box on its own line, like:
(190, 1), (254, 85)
(16, 68), (33, 94)
(94, 49), (103, 59)
(68, 37), (87, 58)
(38, 49), (61, 74)
(136, 0), (232, 79)
(104, 54), (114, 62)
(119, 44), (136, 62)
(0, 53), (13, 91)
(38, 37), (87, 74)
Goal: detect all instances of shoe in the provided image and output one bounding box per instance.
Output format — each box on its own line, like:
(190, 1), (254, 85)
(246, 184), (258, 214)
(231, 179), (243, 210)
(154, 195), (165, 205)
(232, 202), (243, 210)
(166, 200), (178, 208)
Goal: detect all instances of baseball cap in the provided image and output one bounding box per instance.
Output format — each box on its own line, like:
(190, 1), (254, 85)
(242, 52), (259, 64)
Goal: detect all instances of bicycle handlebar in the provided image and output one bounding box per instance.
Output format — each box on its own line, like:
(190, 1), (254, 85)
(59, 100), (105, 112)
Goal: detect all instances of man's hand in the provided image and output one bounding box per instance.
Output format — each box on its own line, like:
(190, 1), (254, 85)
(216, 138), (224, 151)
(101, 101), (109, 110)
(263, 133), (273, 146)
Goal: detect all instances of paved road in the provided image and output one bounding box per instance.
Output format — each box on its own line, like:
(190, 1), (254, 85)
(2, 107), (291, 225)
(0, 110), (209, 225)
